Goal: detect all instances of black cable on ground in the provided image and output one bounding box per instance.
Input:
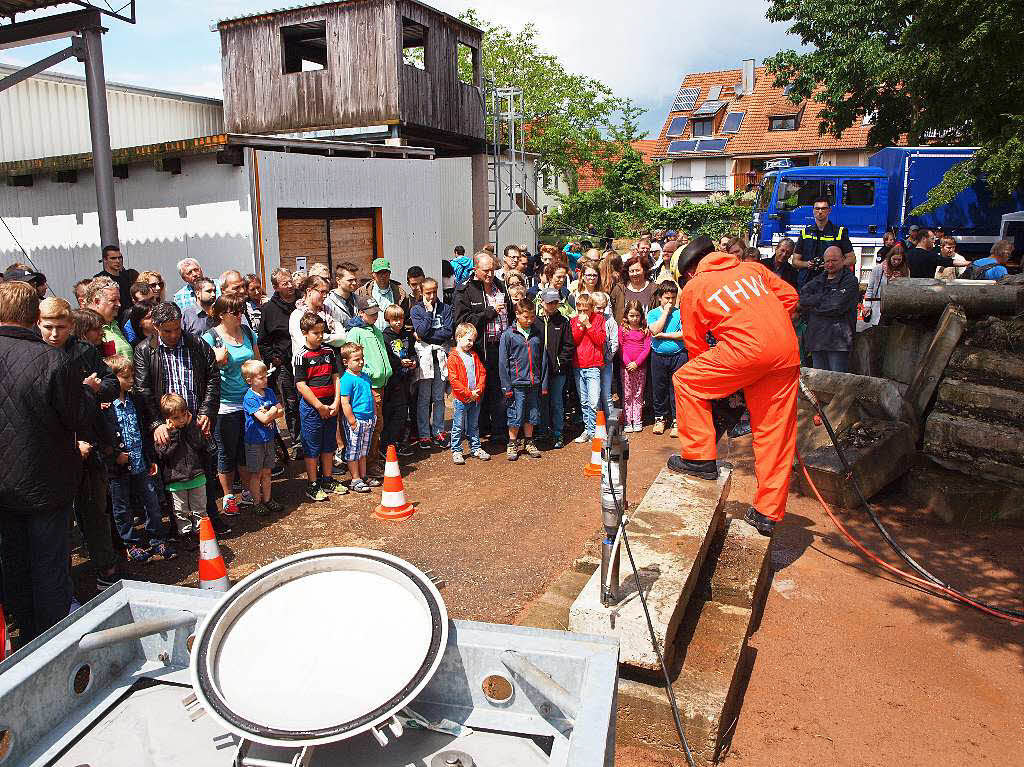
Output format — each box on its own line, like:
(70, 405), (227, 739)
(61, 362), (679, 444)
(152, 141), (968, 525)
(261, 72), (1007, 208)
(798, 379), (1024, 622)
(605, 437), (697, 767)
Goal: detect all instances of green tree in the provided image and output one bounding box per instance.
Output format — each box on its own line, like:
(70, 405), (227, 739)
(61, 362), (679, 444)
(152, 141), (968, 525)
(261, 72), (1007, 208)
(459, 9), (627, 189)
(763, 0), (1024, 206)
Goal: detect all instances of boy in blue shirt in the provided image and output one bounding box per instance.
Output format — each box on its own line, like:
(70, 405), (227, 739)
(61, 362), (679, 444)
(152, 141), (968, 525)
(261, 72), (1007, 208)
(339, 342), (378, 493)
(102, 354), (175, 562)
(498, 301), (548, 461)
(647, 280), (688, 438)
(242, 359), (285, 517)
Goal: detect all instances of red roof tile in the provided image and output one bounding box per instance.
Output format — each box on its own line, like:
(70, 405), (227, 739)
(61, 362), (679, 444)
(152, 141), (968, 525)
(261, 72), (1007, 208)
(652, 66), (879, 160)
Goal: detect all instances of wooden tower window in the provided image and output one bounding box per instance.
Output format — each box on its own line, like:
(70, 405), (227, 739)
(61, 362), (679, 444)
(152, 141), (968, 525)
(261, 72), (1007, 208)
(402, 18), (427, 70)
(281, 20), (328, 74)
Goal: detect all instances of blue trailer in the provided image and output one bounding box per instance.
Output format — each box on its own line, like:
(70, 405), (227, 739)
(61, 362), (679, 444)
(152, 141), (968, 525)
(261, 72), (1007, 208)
(749, 146), (1023, 281)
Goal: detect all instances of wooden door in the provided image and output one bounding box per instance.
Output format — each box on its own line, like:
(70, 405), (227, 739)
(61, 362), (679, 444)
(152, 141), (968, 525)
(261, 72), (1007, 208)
(277, 212), (376, 277)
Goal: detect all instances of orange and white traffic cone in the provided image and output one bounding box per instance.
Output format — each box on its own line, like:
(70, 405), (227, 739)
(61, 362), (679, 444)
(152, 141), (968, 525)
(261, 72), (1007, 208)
(0, 603), (9, 661)
(197, 517), (230, 591)
(584, 411), (607, 477)
(374, 445), (415, 521)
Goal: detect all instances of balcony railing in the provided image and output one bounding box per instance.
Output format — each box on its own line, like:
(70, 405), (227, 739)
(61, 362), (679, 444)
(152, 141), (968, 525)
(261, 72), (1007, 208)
(669, 176), (693, 191)
(706, 175), (729, 192)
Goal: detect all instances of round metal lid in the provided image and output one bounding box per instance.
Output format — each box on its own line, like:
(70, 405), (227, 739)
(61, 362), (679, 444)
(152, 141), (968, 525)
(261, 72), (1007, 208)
(189, 548), (448, 747)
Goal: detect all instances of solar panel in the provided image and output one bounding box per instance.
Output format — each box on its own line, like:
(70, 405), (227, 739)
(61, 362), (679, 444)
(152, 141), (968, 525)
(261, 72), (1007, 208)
(672, 86), (700, 111)
(667, 140), (698, 154)
(721, 112), (745, 134)
(692, 99), (726, 117)
(708, 85), (723, 100)
(666, 117), (688, 137)
(696, 138), (728, 152)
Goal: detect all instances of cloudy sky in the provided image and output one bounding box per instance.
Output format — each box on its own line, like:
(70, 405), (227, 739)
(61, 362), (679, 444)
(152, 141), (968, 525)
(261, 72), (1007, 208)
(1, 0), (800, 137)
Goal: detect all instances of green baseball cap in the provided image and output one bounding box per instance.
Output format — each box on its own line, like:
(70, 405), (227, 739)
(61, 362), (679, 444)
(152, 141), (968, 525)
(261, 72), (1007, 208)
(371, 258), (392, 273)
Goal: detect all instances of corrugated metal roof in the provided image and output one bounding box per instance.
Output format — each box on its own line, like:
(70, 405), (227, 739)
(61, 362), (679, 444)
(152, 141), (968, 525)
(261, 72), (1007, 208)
(0, 0), (65, 17)
(0, 64), (225, 163)
(212, 0), (481, 32)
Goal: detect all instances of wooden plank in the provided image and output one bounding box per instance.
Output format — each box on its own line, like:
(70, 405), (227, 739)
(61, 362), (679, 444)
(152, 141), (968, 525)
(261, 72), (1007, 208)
(904, 304), (967, 421)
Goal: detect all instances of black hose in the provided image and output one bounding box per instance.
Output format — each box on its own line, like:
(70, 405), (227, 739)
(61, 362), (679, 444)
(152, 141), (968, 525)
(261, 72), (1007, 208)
(799, 380), (1024, 620)
(605, 435), (697, 767)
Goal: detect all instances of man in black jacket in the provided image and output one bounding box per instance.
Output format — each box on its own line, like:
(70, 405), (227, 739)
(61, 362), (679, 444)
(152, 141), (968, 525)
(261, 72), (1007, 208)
(134, 301), (229, 534)
(256, 268), (300, 449)
(799, 246), (860, 372)
(453, 253), (513, 442)
(0, 282), (85, 645)
(40, 298), (122, 591)
(533, 288), (576, 449)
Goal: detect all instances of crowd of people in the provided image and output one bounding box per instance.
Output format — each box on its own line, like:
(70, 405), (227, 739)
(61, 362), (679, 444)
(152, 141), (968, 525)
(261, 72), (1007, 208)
(0, 214), (1016, 648)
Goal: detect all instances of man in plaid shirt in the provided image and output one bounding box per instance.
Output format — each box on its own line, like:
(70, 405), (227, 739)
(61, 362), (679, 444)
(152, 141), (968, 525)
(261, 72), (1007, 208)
(173, 258), (218, 311)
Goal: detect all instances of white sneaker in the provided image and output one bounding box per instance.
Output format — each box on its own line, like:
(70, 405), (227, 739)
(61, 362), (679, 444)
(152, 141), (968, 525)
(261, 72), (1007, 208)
(574, 432), (592, 444)
(472, 448), (491, 461)
(633, 423), (643, 433)
(452, 452), (466, 465)
(623, 424), (635, 433)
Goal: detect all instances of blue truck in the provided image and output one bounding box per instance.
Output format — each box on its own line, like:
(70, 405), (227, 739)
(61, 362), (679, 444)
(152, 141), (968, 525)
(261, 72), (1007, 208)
(749, 146), (1023, 280)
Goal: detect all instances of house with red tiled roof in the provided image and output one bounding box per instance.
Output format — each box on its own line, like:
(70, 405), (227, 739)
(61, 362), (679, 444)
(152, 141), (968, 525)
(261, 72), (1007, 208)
(654, 60), (878, 205)
(575, 140), (660, 193)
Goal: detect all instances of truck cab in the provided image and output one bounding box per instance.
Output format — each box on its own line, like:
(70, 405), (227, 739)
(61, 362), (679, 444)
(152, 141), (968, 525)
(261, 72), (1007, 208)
(751, 165), (889, 282)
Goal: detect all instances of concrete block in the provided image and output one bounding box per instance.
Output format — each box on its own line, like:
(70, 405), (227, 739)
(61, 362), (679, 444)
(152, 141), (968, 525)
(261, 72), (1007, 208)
(905, 304), (966, 420)
(796, 418), (915, 508)
(903, 466), (1024, 525)
(935, 379), (1024, 420)
(947, 347), (1024, 385)
(569, 467), (732, 673)
(882, 320), (935, 385)
(923, 412), (1024, 483)
(707, 518), (772, 619)
(616, 602), (753, 766)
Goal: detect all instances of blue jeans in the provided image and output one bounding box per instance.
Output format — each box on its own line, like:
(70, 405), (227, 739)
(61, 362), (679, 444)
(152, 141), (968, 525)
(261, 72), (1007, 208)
(417, 368), (446, 438)
(506, 385), (541, 429)
(576, 367), (602, 435)
(451, 399), (482, 453)
(110, 472), (168, 546)
(811, 350), (850, 373)
(600, 357), (614, 417)
(540, 372), (567, 438)
(299, 399), (338, 457)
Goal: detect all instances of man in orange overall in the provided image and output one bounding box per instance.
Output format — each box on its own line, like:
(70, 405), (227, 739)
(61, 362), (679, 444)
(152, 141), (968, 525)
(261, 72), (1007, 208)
(668, 237), (800, 536)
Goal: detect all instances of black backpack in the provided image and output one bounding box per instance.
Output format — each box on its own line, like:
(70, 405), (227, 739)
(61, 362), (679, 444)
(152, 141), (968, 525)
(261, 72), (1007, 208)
(960, 261), (998, 280)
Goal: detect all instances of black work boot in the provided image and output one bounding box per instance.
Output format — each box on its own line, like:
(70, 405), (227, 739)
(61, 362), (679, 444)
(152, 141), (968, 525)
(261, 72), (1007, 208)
(666, 455), (718, 480)
(744, 507), (776, 537)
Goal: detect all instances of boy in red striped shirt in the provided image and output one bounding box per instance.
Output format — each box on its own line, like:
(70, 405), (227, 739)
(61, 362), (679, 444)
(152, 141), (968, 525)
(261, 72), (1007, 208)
(294, 312), (346, 502)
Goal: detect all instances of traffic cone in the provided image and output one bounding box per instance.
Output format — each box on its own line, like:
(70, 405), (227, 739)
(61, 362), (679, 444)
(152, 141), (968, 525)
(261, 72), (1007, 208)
(374, 445), (415, 521)
(583, 411), (607, 477)
(197, 517), (230, 591)
(0, 603), (9, 661)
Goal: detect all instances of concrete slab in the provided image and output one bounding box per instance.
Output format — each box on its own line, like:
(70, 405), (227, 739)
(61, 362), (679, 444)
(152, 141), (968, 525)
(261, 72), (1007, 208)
(568, 466), (732, 673)
(515, 569), (593, 632)
(615, 516), (773, 766)
(616, 602), (753, 766)
(923, 411), (1024, 484)
(796, 418), (915, 508)
(903, 465), (1024, 525)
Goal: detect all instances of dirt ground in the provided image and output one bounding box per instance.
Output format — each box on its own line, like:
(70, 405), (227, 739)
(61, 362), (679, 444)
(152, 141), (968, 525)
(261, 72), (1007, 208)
(71, 429), (1024, 765)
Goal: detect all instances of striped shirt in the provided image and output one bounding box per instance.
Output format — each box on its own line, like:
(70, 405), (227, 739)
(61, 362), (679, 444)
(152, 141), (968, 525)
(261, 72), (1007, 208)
(158, 337), (198, 416)
(294, 345), (339, 403)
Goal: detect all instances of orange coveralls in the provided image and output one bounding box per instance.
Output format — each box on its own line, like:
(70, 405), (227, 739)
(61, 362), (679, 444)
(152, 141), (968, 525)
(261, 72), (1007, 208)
(673, 252), (800, 522)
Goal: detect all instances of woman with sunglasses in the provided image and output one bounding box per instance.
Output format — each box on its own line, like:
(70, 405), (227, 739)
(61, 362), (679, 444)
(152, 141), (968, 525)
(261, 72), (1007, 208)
(202, 295), (262, 517)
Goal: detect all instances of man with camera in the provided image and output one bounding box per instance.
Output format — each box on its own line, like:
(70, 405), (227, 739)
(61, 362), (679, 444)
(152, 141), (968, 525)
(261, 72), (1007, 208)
(791, 197), (855, 288)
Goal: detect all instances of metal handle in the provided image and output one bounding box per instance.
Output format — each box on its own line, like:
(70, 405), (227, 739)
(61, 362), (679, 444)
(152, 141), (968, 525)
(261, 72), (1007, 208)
(78, 611), (195, 652)
(500, 650), (577, 722)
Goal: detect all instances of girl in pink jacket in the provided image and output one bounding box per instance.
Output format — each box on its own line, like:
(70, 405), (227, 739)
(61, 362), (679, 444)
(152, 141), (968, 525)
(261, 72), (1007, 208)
(618, 299), (652, 432)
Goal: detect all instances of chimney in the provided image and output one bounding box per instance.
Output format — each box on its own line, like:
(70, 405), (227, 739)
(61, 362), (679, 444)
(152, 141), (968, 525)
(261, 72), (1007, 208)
(741, 59), (755, 96)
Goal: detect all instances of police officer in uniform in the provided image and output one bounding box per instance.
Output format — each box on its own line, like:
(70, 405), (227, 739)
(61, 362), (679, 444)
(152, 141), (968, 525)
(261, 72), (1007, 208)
(791, 196), (855, 287)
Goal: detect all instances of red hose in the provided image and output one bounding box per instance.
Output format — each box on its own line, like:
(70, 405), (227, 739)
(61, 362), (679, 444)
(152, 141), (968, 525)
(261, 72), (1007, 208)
(795, 449), (1024, 625)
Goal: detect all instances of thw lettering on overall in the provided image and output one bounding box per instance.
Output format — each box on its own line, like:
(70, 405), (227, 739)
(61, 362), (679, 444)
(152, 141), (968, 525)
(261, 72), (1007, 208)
(706, 274), (767, 313)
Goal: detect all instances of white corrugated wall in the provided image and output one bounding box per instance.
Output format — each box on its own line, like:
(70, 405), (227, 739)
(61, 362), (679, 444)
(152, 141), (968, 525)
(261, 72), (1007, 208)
(0, 67), (224, 163)
(0, 154), (253, 299)
(254, 150), (445, 284)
